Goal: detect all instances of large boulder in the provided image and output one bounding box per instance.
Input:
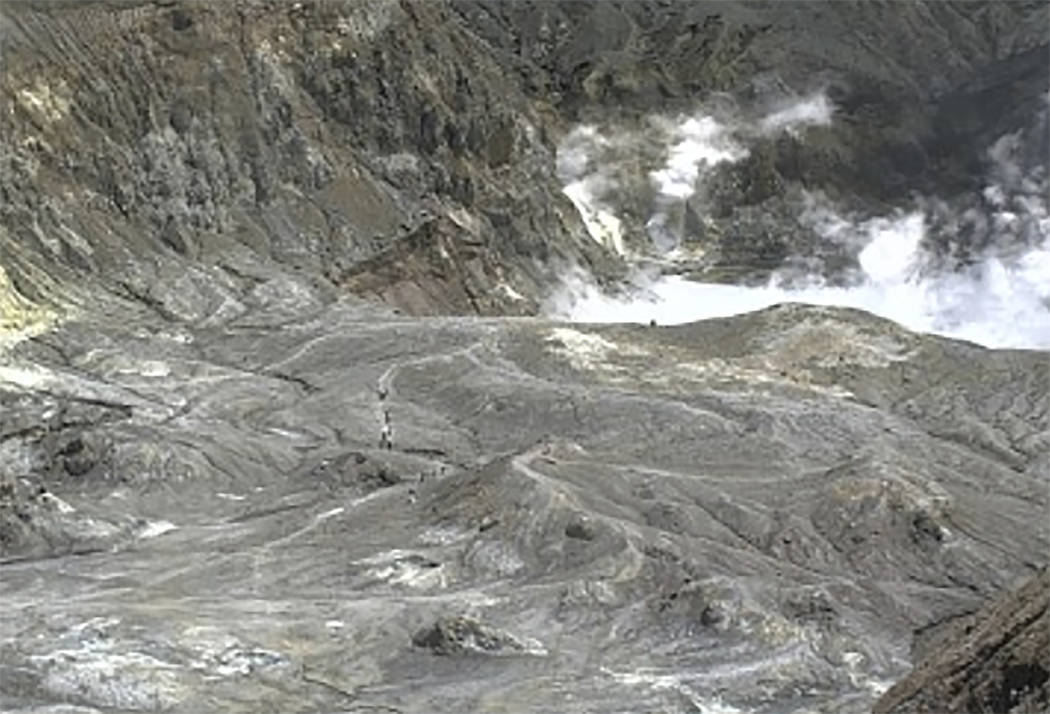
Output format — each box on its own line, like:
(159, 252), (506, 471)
(874, 568), (1050, 714)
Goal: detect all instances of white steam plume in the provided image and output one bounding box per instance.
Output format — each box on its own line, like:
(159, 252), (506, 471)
(759, 92), (835, 135)
(556, 126), (626, 256)
(557, 92), (837, 254)
(550, 95), (1050, 350)
(648, 115), (747, 199)
(551, 194), (1050, 350)
(645, 115), (747, 250)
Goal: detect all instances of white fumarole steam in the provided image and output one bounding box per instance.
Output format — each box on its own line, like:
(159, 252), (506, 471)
(550, 93), (1050, 350)
(557, 126), (627, 256)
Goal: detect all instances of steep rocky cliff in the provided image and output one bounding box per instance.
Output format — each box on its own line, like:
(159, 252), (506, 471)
(2, 0), (1047, 322)
(1, 0), (619, 325)
(454, 0), (1049, 271)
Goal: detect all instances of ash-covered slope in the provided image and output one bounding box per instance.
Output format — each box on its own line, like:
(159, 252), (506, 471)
(1, 301), (1047, 713)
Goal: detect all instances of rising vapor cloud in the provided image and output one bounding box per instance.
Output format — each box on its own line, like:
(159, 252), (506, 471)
(550, 94), (1050, 350)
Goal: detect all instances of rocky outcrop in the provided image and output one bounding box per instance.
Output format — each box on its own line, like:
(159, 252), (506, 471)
(874, 568), (1050, 714)
(412, 615), (540, 656)
(0, 0), (618, 326)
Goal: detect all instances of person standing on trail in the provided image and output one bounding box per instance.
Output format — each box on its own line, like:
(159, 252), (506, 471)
(379, 410), (393, 450)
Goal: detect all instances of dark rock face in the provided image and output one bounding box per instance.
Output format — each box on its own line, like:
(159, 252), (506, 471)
(874, 568), (1050, 714)
(412, 615), (537, 656)
(0, 0), (618, 322)
(452, 0), (1048, 201)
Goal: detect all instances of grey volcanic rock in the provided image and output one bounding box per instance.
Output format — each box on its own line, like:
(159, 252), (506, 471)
(1, 302), (1046, 712)
(454, 0), (1048, 200)
(0, 0), (618, 322)
(874, 568), (1050, 714)
(412, 615), (539, 657)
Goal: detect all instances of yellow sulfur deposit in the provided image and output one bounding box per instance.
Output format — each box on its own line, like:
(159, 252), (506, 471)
(0, 263), (56, 350)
